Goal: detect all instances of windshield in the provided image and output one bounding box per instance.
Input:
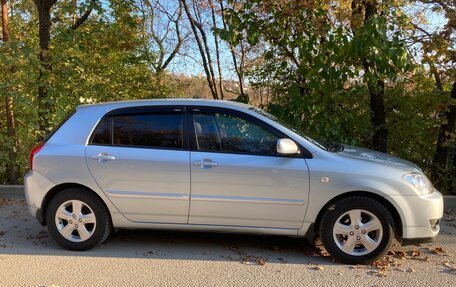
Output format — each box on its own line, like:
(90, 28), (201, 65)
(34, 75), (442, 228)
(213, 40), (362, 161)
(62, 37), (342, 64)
(250, 107), (345, 152)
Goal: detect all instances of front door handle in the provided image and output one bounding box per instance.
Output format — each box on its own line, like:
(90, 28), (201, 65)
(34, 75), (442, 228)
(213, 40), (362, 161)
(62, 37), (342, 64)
(193, 159), (218, 168)
(91, 153), (116, 162)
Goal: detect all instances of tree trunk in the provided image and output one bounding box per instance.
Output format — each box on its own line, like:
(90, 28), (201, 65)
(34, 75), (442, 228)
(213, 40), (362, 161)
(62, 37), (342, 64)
(209, 0), (224, 100)
(2, 0), (18, 183)
(433, 81), (456, 183)
(220, 0), (246, 101)
(366, 73), (387, 152)
(2, 0), (9, 41)
(363, 0), (388, 152)
(34, 0), (56, 133)
(4, 96), (17, 183)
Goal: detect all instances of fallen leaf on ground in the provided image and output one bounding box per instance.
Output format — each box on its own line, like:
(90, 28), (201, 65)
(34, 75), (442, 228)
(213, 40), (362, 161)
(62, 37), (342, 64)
(143, 251), (154, 257)
(368, 270), (388, 277)
(411, 256), (430, 262)
(303, 245), (327, 257)
(257, 258), (267, 265)
(389, 250), (406, 259)
(241, 255), (267, 266)
(443, 210), (455, 222)
(0, 198), (25, 207)
(443, 261), (456, 272)
(310, 266), (324, 270)
(430, 247), (447, 254)
(408, 250), (421, 257)
(372, 260), (390, 271)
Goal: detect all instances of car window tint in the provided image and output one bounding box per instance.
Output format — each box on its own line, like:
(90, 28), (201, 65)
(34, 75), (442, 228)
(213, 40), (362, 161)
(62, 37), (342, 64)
(91, 117), (112, 145)
(113, 113), (183, 149)
(193, 114), (222, 151)
(194, 112), (279, 155)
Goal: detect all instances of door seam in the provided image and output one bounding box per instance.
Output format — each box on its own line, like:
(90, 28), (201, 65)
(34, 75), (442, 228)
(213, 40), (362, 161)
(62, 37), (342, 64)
(186, 151), (192, 224)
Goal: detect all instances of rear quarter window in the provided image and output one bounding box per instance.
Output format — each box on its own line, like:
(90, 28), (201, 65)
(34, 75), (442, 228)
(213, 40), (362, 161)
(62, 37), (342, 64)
(91, 117), (112, 145)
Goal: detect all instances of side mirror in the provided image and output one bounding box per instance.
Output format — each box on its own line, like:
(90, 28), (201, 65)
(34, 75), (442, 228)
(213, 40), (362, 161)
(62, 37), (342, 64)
(276, 138), (299, 155)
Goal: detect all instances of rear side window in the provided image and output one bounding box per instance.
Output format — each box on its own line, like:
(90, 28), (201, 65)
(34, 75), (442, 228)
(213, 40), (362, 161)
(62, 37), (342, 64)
(113, 114), (183, 148)
(90, 112), (184, 149)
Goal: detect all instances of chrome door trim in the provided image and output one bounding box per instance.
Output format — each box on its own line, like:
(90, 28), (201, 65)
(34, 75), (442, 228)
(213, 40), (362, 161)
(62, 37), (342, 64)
(191, 194), (305, 205)
(106, 190), (190, 200)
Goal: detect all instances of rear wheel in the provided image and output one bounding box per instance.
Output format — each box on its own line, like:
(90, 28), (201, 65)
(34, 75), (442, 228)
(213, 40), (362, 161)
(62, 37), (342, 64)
(319, 196), (394, 264)
(46, 188), (112, 251)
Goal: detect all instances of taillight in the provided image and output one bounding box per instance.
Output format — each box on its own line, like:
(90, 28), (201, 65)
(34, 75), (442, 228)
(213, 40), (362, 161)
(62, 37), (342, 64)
(29, 142), (45, 170)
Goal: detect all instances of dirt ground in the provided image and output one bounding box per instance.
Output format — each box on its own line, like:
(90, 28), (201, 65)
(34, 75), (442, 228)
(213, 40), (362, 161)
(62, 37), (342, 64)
(0, 198), (455, 287)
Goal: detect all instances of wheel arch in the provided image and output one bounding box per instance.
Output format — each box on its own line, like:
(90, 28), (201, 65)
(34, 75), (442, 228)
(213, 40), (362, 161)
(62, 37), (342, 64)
(41, 182), (110, 226)
(312, 191), (403, 241)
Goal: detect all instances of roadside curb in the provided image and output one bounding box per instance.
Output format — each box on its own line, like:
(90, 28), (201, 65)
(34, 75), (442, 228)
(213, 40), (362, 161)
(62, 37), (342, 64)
(0, 185), (24, 199)
(445, 195), (456, 209)
(1, 185), (455, 209)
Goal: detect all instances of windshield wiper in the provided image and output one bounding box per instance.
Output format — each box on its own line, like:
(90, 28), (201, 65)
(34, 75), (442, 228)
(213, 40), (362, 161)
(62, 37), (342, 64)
(325, 143), (345, 153)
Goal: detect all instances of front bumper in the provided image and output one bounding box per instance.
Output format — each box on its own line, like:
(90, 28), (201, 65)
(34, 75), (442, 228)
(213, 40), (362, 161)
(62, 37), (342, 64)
(388, 189), (443, 244)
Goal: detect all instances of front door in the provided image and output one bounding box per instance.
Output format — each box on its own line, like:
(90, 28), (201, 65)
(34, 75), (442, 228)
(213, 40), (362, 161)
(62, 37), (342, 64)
(188, 108), (309, 229)
(85, 107), (190, 223)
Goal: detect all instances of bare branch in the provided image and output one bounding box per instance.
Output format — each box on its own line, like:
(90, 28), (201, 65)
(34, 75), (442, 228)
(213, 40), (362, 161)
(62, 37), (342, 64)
(181, 0), (219, 99)
(71, 1), (95, 31)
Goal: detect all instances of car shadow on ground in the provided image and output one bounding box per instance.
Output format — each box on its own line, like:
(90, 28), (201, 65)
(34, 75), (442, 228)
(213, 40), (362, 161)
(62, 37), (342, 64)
(0, 200), (336, 265)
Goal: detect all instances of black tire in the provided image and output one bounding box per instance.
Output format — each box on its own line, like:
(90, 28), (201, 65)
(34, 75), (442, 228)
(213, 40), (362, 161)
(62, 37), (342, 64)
(46, 188), (112, 251)
(319, 196), (394, 264)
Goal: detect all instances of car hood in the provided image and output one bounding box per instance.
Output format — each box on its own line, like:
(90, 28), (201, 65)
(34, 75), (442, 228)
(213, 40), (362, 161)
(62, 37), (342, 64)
(337, 145), (422, 173)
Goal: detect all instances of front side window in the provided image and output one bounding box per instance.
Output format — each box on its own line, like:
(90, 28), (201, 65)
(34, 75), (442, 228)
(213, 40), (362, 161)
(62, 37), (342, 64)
(193, 112), (279, 156)
(91, 113), (184, 149)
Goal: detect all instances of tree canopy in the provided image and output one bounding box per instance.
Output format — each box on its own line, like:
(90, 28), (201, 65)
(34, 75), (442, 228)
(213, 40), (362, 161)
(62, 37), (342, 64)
(0, 0), (455, 194)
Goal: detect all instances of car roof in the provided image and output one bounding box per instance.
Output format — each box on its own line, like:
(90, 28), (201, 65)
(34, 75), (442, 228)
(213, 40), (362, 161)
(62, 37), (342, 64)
(77, 98), (253, 112)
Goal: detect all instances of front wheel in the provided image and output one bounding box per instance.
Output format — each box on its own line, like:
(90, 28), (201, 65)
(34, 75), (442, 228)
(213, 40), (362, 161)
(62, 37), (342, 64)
(46, 188), (112, 251)
(319, 196), (394, 264)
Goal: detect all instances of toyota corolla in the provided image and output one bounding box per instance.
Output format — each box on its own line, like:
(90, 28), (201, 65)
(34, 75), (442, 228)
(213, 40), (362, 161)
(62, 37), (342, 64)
(24, 99), (443, 264)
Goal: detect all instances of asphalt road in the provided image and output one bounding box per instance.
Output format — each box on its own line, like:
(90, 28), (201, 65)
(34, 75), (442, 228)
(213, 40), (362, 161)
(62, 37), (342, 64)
(0, 198), (455, 287)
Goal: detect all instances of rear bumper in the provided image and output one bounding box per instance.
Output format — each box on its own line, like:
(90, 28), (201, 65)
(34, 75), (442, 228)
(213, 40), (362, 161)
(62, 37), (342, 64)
(24, 171), (55, 222)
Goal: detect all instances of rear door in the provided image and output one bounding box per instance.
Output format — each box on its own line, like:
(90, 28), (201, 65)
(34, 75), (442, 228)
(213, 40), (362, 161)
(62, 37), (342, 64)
(85, 106), (190, 223)
(188, 107), (310, 229)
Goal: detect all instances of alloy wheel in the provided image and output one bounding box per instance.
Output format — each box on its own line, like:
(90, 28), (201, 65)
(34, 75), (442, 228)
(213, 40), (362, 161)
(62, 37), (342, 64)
(54, 200), (97, 242)
(332, 209), (383, 256)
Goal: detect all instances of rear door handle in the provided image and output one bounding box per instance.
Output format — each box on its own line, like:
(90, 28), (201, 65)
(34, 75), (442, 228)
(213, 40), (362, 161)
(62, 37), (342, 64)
(192, 159), (218, 168)
(91, 153), (115, 162)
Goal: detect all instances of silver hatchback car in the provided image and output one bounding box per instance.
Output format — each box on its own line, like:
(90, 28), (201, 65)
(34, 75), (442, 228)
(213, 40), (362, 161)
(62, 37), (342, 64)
(25, 99), (443, 264)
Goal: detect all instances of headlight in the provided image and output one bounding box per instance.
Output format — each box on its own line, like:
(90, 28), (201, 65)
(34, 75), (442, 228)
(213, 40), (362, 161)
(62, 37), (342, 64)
(402, 172), (434, 195)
